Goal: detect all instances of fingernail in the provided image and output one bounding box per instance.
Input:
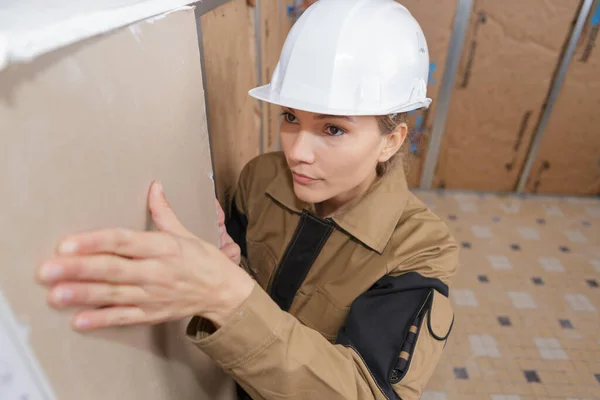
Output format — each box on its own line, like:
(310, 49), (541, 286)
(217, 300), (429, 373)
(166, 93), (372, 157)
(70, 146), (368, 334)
(58, 240), (78, 254)
(52, 287), (73, 304)
(75, 317), (89, 329)
(40, 263), (63, 281)
(155, 180), (163, 193)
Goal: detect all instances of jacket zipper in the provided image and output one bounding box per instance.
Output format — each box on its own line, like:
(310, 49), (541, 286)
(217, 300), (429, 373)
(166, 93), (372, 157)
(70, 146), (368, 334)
(389, 289), (433, 384)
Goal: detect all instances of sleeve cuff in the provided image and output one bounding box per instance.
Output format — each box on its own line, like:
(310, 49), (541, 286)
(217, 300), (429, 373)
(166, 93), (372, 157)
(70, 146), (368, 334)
(185, 282), (286, 370)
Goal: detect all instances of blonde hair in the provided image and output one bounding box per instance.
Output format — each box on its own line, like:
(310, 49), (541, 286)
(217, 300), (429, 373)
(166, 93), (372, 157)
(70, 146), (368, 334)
(375, 112), (409, 176)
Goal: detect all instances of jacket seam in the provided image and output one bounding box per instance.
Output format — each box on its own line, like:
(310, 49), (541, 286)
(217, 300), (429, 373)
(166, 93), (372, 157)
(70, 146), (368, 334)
(221, 329), (281, 370)
(428, 305), (454, 341)
(391, 309), (429, 396)
(267, 212), (307, 295)
(391, 289), (432, 385)
(341, 344), (392, 400)
(308, 221), (334, 269)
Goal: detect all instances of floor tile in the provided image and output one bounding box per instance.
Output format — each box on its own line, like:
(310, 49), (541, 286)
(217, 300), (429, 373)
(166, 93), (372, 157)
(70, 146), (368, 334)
(538, 257), (565, 272)
(523, 370), (541, 383)
(451, 289), (479, 307)
(420, 392), (448, 400)
(508, 292), (537, 309)
(565, 230), (588, 243)
(533, 338), (569, 360)
(415, 191), (600, 397)
(469, 334), (501, 357)
(559, 319), (574, 329)
(489, 255), (513, 270)
(565, 294), (596, 311)
(454, 367), (469, 380)
(586, 206), (600, 217)
(531, 277), (544, 286)
(518, 227), (540, 240)
(544, 204), (564, 216)
(472, 225), (493, 238)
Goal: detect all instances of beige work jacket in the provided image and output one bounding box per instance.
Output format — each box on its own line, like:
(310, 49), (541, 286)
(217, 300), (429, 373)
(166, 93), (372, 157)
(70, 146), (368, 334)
(187, 151), (459, 400)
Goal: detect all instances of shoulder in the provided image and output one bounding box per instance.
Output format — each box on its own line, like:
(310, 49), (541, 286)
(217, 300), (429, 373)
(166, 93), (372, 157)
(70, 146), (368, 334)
(385, 191), (459, 286)
(234, 151), (287, 211)
(238, 151), (287, 192)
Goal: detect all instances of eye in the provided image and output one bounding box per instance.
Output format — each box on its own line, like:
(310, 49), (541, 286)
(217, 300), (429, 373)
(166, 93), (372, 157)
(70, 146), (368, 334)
(281, 111), (299, 124)
(325, 124), (346, 137)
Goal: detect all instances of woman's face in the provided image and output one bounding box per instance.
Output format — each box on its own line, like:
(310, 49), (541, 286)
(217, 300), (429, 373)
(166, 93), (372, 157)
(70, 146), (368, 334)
(279, 107), (405, 208)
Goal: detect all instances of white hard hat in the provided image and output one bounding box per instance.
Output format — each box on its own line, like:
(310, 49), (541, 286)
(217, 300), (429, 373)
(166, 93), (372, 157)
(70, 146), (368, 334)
(248, 0), (432, 116)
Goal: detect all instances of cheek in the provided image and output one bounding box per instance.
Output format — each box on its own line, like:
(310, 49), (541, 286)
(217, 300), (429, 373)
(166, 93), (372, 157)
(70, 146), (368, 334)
(279, 129), (294, 150)
(318, 138), (380, 180)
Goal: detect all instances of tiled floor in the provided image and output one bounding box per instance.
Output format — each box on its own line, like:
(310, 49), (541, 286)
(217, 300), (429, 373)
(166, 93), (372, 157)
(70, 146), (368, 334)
(414, 191), (600, 400)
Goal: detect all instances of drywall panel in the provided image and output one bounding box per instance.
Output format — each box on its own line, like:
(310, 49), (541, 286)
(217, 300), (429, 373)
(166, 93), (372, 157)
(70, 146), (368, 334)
(433, 0), (580, 191)
(200, 0), (261, 208)
(0, 9), (235, 400)
(0, 0), (199, 71)
(525, 0), (600, 195)
(259, 0), (296, 153)
(398, 0), (459, 187)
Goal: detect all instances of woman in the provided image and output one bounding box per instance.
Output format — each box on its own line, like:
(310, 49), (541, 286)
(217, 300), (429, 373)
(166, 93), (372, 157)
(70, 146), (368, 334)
(36, 0), (459, 399)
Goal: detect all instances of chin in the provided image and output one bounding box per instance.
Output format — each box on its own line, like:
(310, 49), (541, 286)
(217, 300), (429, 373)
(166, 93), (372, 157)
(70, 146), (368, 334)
(292, 183), (328, 204)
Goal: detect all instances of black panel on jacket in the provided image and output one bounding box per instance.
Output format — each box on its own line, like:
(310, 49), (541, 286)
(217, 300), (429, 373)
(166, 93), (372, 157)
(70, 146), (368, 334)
(336, 272), (450, 400)
(225, 195), (249, 258)
(269, 210), (335, 311)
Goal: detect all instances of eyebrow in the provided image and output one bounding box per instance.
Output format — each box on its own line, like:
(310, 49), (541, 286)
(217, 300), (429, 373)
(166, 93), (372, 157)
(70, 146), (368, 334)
(286, 108), (357, 124)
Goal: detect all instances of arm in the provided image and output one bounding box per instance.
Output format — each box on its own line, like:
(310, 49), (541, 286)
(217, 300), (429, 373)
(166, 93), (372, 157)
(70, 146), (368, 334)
(193, 161), (457, 399)
(186, 269), (455, 400)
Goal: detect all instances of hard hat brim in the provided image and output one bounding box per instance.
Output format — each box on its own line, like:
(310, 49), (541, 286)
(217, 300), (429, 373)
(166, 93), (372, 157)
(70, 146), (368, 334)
(248, 84), (432, 116)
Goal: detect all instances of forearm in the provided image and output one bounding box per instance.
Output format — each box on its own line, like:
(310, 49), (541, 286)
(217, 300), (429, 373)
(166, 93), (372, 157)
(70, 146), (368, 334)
(186, 273), (453, 400)
(186, 283), (382, 400)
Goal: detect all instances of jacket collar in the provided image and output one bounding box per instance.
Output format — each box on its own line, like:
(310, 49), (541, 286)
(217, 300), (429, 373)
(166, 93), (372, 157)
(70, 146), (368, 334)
(265, 157), (409, 254)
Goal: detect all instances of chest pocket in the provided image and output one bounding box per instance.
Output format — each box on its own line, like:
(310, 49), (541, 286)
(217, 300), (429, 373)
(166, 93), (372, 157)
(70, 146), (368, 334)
(294, 287), (351, 342)
(246, 238), (278, 289)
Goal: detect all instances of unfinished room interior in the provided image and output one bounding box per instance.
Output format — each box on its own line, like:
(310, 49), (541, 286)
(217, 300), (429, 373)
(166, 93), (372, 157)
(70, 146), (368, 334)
(1, 0), (598, 399)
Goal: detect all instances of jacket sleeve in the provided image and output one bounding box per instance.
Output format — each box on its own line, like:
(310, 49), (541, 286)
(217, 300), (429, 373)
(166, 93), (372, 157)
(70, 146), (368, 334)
(186, 270), (455, 400)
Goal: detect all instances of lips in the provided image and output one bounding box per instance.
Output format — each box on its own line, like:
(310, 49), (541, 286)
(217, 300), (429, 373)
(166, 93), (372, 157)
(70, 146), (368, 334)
(293, 171), (316, 180)
(292, 171), (320, 184)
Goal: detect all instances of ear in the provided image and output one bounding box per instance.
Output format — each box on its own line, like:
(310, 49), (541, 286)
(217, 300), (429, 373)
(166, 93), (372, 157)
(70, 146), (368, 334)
(377, 122), (408, 163)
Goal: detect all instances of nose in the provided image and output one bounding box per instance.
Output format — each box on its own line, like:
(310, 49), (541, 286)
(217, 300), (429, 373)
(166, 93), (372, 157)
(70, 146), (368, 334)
(288, 131), (316, 165)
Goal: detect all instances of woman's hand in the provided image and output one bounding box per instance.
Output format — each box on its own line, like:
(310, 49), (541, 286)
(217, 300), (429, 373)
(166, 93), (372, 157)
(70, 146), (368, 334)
(215, 199), (241, 265)
(35, 181), (255, 332)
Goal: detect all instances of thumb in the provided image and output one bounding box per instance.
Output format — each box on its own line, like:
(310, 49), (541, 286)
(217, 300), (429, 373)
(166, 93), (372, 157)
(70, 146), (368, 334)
(148, 180), (190, 236)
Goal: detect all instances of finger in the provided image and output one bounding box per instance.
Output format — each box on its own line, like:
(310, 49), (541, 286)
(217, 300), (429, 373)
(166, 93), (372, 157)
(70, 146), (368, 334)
(220, 225), (233, 247)
(37, 255), (158, 285)
(55, 228), (179, 259)
(148, 181), (191, 237)
(72, 306), (151, 331)
(215, 199), (225, 226)
(47, 283), (150, 309)
(221, 243), (240, 262)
